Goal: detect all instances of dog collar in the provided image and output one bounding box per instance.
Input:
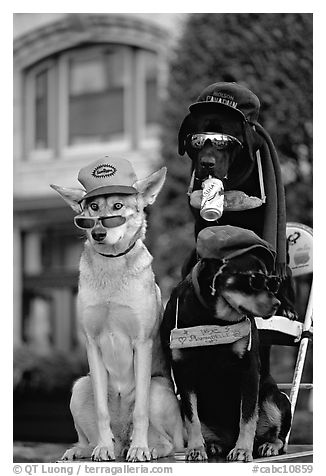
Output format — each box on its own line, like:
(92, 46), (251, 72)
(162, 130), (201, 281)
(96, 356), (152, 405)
(97, 240), (137, 258)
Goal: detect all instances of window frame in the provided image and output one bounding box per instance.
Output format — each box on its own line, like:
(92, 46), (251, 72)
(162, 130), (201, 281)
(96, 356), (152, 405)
(59, 45), (131, 156)
(24, 59), (57, 160)
(23, 44), (160, 161)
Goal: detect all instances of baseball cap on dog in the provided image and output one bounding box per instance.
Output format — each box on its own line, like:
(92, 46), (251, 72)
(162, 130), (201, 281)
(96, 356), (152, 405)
(78, 157), (138, 202)
(189, 82), (260, 123)
(197, 225), (276, 271)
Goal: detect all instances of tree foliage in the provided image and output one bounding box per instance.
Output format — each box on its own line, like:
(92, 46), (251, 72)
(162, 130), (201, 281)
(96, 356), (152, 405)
(151, 13), (313, 299)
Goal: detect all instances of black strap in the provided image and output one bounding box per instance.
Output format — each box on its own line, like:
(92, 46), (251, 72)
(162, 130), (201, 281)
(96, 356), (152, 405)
(301, 330), (313, 341)
(98, 241), (137, 258)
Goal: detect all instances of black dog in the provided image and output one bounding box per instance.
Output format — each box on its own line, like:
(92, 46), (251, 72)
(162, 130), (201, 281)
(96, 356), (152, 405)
(161, 226), (291, 462)
(180, 113), (264, 238)
(178, 82), (297, 320)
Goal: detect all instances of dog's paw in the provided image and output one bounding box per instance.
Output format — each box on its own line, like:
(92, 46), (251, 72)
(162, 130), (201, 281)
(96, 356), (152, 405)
(206, 442), (224, 458)
(149, 448), (158, 460)
(186, 446), (208, 461)
(61, 446), (91, 461)
(61, 448), (77, 461)
(257, 442), (283, 457)
(91, 444), (115, 461)
(227, 447), (253, 462)
(126, 446), (153, 462)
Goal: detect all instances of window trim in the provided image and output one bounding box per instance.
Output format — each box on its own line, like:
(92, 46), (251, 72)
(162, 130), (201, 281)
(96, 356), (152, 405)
(23, 43), (160, 160)
(24, 59), (57, 160)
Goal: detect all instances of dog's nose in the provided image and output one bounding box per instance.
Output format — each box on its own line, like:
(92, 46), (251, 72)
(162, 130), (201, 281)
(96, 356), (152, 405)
(200, 156), (216, 168)
(92, 230), (107, 242)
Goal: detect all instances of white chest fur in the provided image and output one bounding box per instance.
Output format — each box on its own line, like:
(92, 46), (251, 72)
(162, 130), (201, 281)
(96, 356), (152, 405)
(79, 241), (159, 329)
(77, 241), (161, 392)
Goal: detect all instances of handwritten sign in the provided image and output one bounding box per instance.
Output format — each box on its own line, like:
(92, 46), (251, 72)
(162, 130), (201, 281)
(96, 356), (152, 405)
(170, 319), (251, 349)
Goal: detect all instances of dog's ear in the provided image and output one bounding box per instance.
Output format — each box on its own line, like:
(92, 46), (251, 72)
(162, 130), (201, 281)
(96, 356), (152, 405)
(243, 123), (264, 161)
(50, 184), (85, 213)
(134, 167), (167, 206)
(178, 114), (194, 156)
(201, 258), (226, 274)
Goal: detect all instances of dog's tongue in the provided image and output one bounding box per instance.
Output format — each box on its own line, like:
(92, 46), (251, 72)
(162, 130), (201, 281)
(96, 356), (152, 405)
(102, 216), (126, 228)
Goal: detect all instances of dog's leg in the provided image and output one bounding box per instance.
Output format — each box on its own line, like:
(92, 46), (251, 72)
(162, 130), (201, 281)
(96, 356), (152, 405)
(126, 339), (153, 462)
(256, 391), (291, 457)
(227, 360), (259, 462)
(147, 376), (184, 458)
(183, 391), (207, 461)
(256, 401), (284, 457)
(227, 404), (258, 462)
(171, 357), (207, 461)
(86, 341), (116, 461)
(61, 376), (95, 461)
(61, 422), (93, 461)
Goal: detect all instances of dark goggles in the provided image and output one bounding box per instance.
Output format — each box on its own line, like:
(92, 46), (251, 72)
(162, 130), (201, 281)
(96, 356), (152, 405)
(228, 272), (281, 294)
(187, 132), (243, 150)
(74, 215), (126, 230)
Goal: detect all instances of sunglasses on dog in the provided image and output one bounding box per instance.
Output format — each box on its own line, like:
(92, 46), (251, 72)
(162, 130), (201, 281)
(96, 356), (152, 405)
(228, 272), (281, 294)
(74, 215), (126, 230)
(187, 132), (243, 150)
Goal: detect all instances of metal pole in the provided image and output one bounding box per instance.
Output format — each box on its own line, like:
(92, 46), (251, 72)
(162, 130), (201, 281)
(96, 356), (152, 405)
(284, 285), (313, 449)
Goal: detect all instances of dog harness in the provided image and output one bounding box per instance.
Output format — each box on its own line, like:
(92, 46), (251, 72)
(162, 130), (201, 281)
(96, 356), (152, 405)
(169, 263), (252, 350)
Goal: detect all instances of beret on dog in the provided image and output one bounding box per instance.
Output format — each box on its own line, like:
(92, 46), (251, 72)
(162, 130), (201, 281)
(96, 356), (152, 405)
(197, 225), (276, 271)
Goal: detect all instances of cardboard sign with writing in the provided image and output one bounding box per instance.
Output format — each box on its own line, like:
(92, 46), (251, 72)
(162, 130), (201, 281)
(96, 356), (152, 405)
(170, 319), (251, 349)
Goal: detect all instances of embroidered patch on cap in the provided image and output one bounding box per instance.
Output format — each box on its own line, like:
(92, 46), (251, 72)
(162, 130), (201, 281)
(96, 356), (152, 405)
(206, 93), (238, 109)
(92, 164), (117, 178)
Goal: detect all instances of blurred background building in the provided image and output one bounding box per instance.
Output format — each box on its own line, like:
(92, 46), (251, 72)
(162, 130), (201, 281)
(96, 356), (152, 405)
(13, 12), (183, 354)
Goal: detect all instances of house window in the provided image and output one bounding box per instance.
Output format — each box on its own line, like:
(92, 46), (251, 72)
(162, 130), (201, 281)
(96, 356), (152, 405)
(24, 60), (56, 158)
(68, 47), (126, 145)
(35, 70), (49, 149)
(144, 51), (159, 126)
(23, 44), (159, 159)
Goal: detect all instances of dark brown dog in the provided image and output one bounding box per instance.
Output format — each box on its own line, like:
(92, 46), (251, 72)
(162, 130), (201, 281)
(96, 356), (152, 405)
(161, 226), (292, 462)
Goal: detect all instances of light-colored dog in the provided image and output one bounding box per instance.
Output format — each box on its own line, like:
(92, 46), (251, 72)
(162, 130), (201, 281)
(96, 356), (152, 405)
(51, 158), (183, 461)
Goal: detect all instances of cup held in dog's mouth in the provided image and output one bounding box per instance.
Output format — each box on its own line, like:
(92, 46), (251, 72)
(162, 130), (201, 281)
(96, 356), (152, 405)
(190, 189), (264, 213)
(200, 177), (224, 221)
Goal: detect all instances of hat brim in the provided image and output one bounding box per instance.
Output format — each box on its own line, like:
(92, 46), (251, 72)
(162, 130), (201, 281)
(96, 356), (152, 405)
(79, 185), (138, 202)
(223, 244), (276, 271)
(189, 101), (246, 121)
(197, 243), (276, 272)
